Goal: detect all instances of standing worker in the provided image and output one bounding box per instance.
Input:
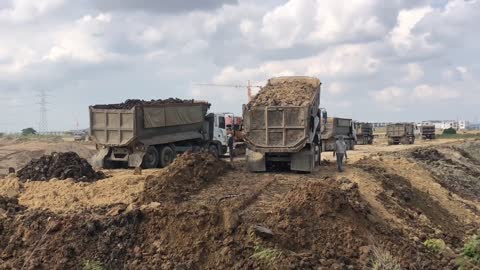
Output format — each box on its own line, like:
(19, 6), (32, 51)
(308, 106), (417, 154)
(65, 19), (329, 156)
(333, 135), (348, 172)
(227, 129), (235, 162)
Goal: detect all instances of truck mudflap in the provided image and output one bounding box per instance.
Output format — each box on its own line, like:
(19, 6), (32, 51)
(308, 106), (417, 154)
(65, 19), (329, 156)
(128, 151), (145, 167)
(91, 148), (110, 169)
(246, 149), (266, 172)
(290, 147), (315, 172)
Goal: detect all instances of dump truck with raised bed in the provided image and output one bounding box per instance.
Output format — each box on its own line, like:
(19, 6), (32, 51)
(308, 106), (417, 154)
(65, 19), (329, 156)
(355, 122), (374, 145)
(243, 76), (322, 172)
(90, 99), (229, 169)
(387, 123), (416, 145)
(420, 125), (436, 140)
(321, 117), (356, 151)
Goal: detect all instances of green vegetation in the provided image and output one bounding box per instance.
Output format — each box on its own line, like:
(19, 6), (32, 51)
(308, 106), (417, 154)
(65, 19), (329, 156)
(462, 234), (480, 261)
(437, 133), (480, 139)
(251, 246), (282, 265)
(443, 128), (457, 135)
(21, 128), (37, 136)
(424, 239), (446, 254)
(82, 260), (105, 270)
(248, 227), (282, 265)
(370, 246), (401, 270)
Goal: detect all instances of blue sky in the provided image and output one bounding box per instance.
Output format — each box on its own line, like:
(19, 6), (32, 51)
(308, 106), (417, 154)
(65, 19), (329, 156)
(0, 0), (479, 132)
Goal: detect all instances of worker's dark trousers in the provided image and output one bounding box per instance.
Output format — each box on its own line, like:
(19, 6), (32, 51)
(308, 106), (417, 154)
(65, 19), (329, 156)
(229, 146), (234, 162)
(336, 153), (345, 172)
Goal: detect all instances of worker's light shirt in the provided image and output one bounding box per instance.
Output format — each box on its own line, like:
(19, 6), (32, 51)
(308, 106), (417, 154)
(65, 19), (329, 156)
(335, 141), (347, 154)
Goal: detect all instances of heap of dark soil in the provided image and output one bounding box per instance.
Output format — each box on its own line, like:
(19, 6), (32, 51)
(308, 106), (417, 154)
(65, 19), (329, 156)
(410, 146), (480, 200)
(142, 151), (231, 203)
(16, 152), (105, 182)
(259, 178), (452, 269)
(0, 196), (25, 216)
(249, 78), (318, 107)
(355, 157), (470, 246)
(92, 98), (199, 110)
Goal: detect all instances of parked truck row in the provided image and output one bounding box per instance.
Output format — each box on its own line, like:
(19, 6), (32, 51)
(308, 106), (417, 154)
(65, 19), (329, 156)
(88, 76), (432, 172)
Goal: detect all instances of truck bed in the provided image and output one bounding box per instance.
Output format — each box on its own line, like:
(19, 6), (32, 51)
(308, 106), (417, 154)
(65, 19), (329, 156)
(243, 77), (321, 153)
(90, 102), (209, 146)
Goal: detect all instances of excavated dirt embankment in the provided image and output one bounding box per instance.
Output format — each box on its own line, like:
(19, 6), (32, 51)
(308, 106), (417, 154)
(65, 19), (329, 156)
(0, 141), (479, 269)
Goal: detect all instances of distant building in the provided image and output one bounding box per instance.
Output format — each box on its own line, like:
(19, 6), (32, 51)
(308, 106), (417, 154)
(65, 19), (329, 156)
(422, 120), (468, 130)
(459, 120), (470, 130)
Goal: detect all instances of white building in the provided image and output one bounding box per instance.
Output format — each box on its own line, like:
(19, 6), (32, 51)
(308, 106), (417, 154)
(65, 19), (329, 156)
(459, 120), (470, 130)
(424, 120), (468, 130)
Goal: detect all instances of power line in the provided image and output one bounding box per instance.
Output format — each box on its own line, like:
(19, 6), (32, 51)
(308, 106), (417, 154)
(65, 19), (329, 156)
(38, 90), (48, 133)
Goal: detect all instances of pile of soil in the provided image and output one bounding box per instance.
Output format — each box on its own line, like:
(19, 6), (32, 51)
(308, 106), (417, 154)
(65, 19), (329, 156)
(410, 146), (480, 200)
(262, 178), (446, 269)
(92, 98), (198, 110)
(16, 152), (105, 182)
(355, 157), (469, 247)
(0, 196), (25, 216)
(249, 78), (318, 107)
(142, 151), (231, 203)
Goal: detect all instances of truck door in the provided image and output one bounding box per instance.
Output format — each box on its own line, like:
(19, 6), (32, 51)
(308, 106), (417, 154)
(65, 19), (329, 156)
(214, 114), (228, 146)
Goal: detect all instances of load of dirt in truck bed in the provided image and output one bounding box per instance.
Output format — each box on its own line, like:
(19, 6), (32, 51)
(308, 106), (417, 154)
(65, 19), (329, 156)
(92, 98), (200, 110)
(249, 77), (319, 107)
(16, 152), (105, 182)
(142, 151), (231, 203)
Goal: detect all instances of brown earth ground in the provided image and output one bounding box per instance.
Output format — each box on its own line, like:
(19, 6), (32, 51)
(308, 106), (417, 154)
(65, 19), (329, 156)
(0, 137), (479, 269)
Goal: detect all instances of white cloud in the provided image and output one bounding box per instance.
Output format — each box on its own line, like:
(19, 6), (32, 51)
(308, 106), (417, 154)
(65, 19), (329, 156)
(403, 63), (424, 82)
(0, 0), (64, 23)
(213, 43), (380, 84)
(389, 6), (433, 53)
(241, 0), (393, 49)
(412, 84), (459, 100)
(371, 86), (406, 104)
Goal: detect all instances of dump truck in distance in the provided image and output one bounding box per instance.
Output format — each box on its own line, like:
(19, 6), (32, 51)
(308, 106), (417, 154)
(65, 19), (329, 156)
(243, 76), (322, 172)
(355, 122), (374, 145)
(90, 99), (229, 169)
(321, 117), (356, 151)
(420, 125), (436, 140)
(386, 123), (416, 145)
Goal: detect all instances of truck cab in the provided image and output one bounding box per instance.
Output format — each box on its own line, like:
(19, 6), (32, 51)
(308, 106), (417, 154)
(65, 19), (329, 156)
(213, 113), (245, 155)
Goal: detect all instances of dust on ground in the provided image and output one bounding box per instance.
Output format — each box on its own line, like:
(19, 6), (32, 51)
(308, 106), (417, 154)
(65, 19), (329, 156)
(0, 137), (479, 269)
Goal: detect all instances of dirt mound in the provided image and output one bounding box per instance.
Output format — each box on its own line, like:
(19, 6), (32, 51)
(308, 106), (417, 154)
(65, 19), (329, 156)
(411, 145), (480, 200)
(260, 178), (447, 269)
(142, 151), (231, 203)
(249, 77), (318, 107)
(0, 196), (25, 216)
(17, 152), (105, 182)
(92, 98), (199, 110)
(0, 140), (96, 173)
(355, 157), (470, 247)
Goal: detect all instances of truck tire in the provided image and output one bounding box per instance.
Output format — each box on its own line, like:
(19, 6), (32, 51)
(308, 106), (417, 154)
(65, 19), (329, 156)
(159, 145), (176, 168)
(209, 144), (219, 159)
(142, 146), (160, 169)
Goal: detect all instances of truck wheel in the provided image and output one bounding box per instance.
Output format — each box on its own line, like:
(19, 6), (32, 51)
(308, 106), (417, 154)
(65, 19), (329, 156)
(159, 145), (175, 168)
(209, 144), (219, 159)
(142, 146), (160, 169)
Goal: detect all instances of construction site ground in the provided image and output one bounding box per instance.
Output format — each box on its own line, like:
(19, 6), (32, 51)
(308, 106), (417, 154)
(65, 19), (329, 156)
(0, 136), (479, 269)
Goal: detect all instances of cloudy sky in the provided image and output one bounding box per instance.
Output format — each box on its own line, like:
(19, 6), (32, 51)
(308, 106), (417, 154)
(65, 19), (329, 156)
(0, 0), (478, 132)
